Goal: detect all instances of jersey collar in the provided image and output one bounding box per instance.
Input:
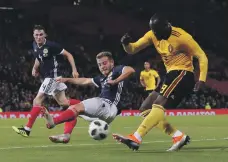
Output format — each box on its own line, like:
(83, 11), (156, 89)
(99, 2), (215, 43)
(37, 39), (47, 49)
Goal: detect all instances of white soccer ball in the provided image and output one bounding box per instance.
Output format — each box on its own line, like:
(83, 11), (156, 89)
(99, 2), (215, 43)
(88, 119), (109, 140)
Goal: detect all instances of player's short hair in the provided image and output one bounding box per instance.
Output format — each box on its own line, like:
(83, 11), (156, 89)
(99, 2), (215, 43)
(151, 13), (168, 23)
(144, 61), (151, 65)
(96, 51), (113, 60)
(33, 25), (46, 32)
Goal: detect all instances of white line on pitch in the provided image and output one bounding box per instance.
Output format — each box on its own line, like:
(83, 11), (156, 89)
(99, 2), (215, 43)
(0, 138), (227, 150)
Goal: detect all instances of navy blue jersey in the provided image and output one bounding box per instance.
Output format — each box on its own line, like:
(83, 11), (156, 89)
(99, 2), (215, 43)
(92, 65), (126, 109)
(33, 40), (65, 78)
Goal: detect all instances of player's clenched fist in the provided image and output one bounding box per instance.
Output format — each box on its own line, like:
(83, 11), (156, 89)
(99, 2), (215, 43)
(121, 33), (132, 45)
(194, 81), (205, 92)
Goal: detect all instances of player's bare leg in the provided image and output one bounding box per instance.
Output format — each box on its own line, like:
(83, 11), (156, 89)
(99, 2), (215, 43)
(12, 92), (46, 137)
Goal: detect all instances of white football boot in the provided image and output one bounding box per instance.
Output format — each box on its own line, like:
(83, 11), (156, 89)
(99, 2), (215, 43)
(167, 134), (190, 151)
(49, 134), (71, 144)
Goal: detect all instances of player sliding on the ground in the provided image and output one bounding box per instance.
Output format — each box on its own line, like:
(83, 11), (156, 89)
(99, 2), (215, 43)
(12, 25), (80, 142)
(112, 13), (208, 151)
(41, 51), (135, 143)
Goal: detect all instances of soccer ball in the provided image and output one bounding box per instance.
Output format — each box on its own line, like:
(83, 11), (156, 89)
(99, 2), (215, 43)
(88, 119), (109, 140)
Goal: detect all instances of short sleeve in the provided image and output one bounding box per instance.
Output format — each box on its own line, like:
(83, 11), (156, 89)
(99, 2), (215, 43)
(114, 65), (125, 75)
(91, 76), (101, 88)
(32, 42), (38, 58)
(153, 70), (159, 78)
(50, 42), (64, 55)
(140, 71), (144, 80)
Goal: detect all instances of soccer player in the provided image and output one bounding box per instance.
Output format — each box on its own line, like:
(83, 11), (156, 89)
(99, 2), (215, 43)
(41, 51), (135, 143)
(112, 13), (208, 151)
(12, 25), (80, 142)
(140, 61), (160, 98)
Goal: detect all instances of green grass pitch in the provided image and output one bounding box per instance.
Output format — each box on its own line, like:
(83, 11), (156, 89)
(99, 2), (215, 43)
(0, 115), (228, 162)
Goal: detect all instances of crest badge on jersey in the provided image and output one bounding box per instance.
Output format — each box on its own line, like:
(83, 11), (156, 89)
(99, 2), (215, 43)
(168, 45), (173, 53)
(43, 48), (48, 57)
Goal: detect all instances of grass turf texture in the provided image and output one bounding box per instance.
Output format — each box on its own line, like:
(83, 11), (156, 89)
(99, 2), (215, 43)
(0, 115), (228, 162)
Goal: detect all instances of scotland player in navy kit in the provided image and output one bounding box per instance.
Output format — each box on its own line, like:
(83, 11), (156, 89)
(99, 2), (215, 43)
(12, 25), (81, 140)
(42, 51), (135, 142)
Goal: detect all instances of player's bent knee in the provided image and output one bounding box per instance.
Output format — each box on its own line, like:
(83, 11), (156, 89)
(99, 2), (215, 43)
(139, 92), (159, 112)
(153, 95), (168, 107)
(140, 101), (152, 112)
(56, 101), (69, 107)
(33, 98), (42, 106)
(54, 95), (69, 107)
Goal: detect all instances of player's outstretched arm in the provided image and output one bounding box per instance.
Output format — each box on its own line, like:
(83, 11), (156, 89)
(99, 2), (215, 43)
(62, 49), (79, 78)
(56, 77), (93, 86)
(121, 32), (152, 54)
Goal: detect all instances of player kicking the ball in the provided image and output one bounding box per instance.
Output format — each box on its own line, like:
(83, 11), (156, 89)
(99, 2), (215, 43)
(41, 51), (135, 143)
(112, 13), (208, 151)
(12, 25), (80, 142)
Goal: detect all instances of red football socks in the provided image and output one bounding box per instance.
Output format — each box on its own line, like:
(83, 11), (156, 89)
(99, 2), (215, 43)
(26, 106), (42, 129)
(64, 118), (77, 134)
(54, 109), (76, 125)
(62, 99), (80, 134)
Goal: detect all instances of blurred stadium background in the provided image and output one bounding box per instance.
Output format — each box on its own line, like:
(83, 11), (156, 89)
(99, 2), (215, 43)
(0, 0), (227, 112)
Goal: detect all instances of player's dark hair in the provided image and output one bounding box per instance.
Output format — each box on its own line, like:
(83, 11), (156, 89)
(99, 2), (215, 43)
(144, 61), (151, 65)
(149, 13), (171, 40)
(150, 13), (169, 26)
(96, 51), (113, 60)
(33, 25), (46, 32)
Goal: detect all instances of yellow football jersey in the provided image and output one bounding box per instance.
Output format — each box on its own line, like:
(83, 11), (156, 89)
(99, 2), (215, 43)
(140, 69), (159, 90)
(123, 26), (208, 82)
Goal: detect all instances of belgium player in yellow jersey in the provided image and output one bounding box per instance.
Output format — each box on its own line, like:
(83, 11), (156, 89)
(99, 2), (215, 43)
(140, 61), (160, 98)
(113, 13), (208, 151)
